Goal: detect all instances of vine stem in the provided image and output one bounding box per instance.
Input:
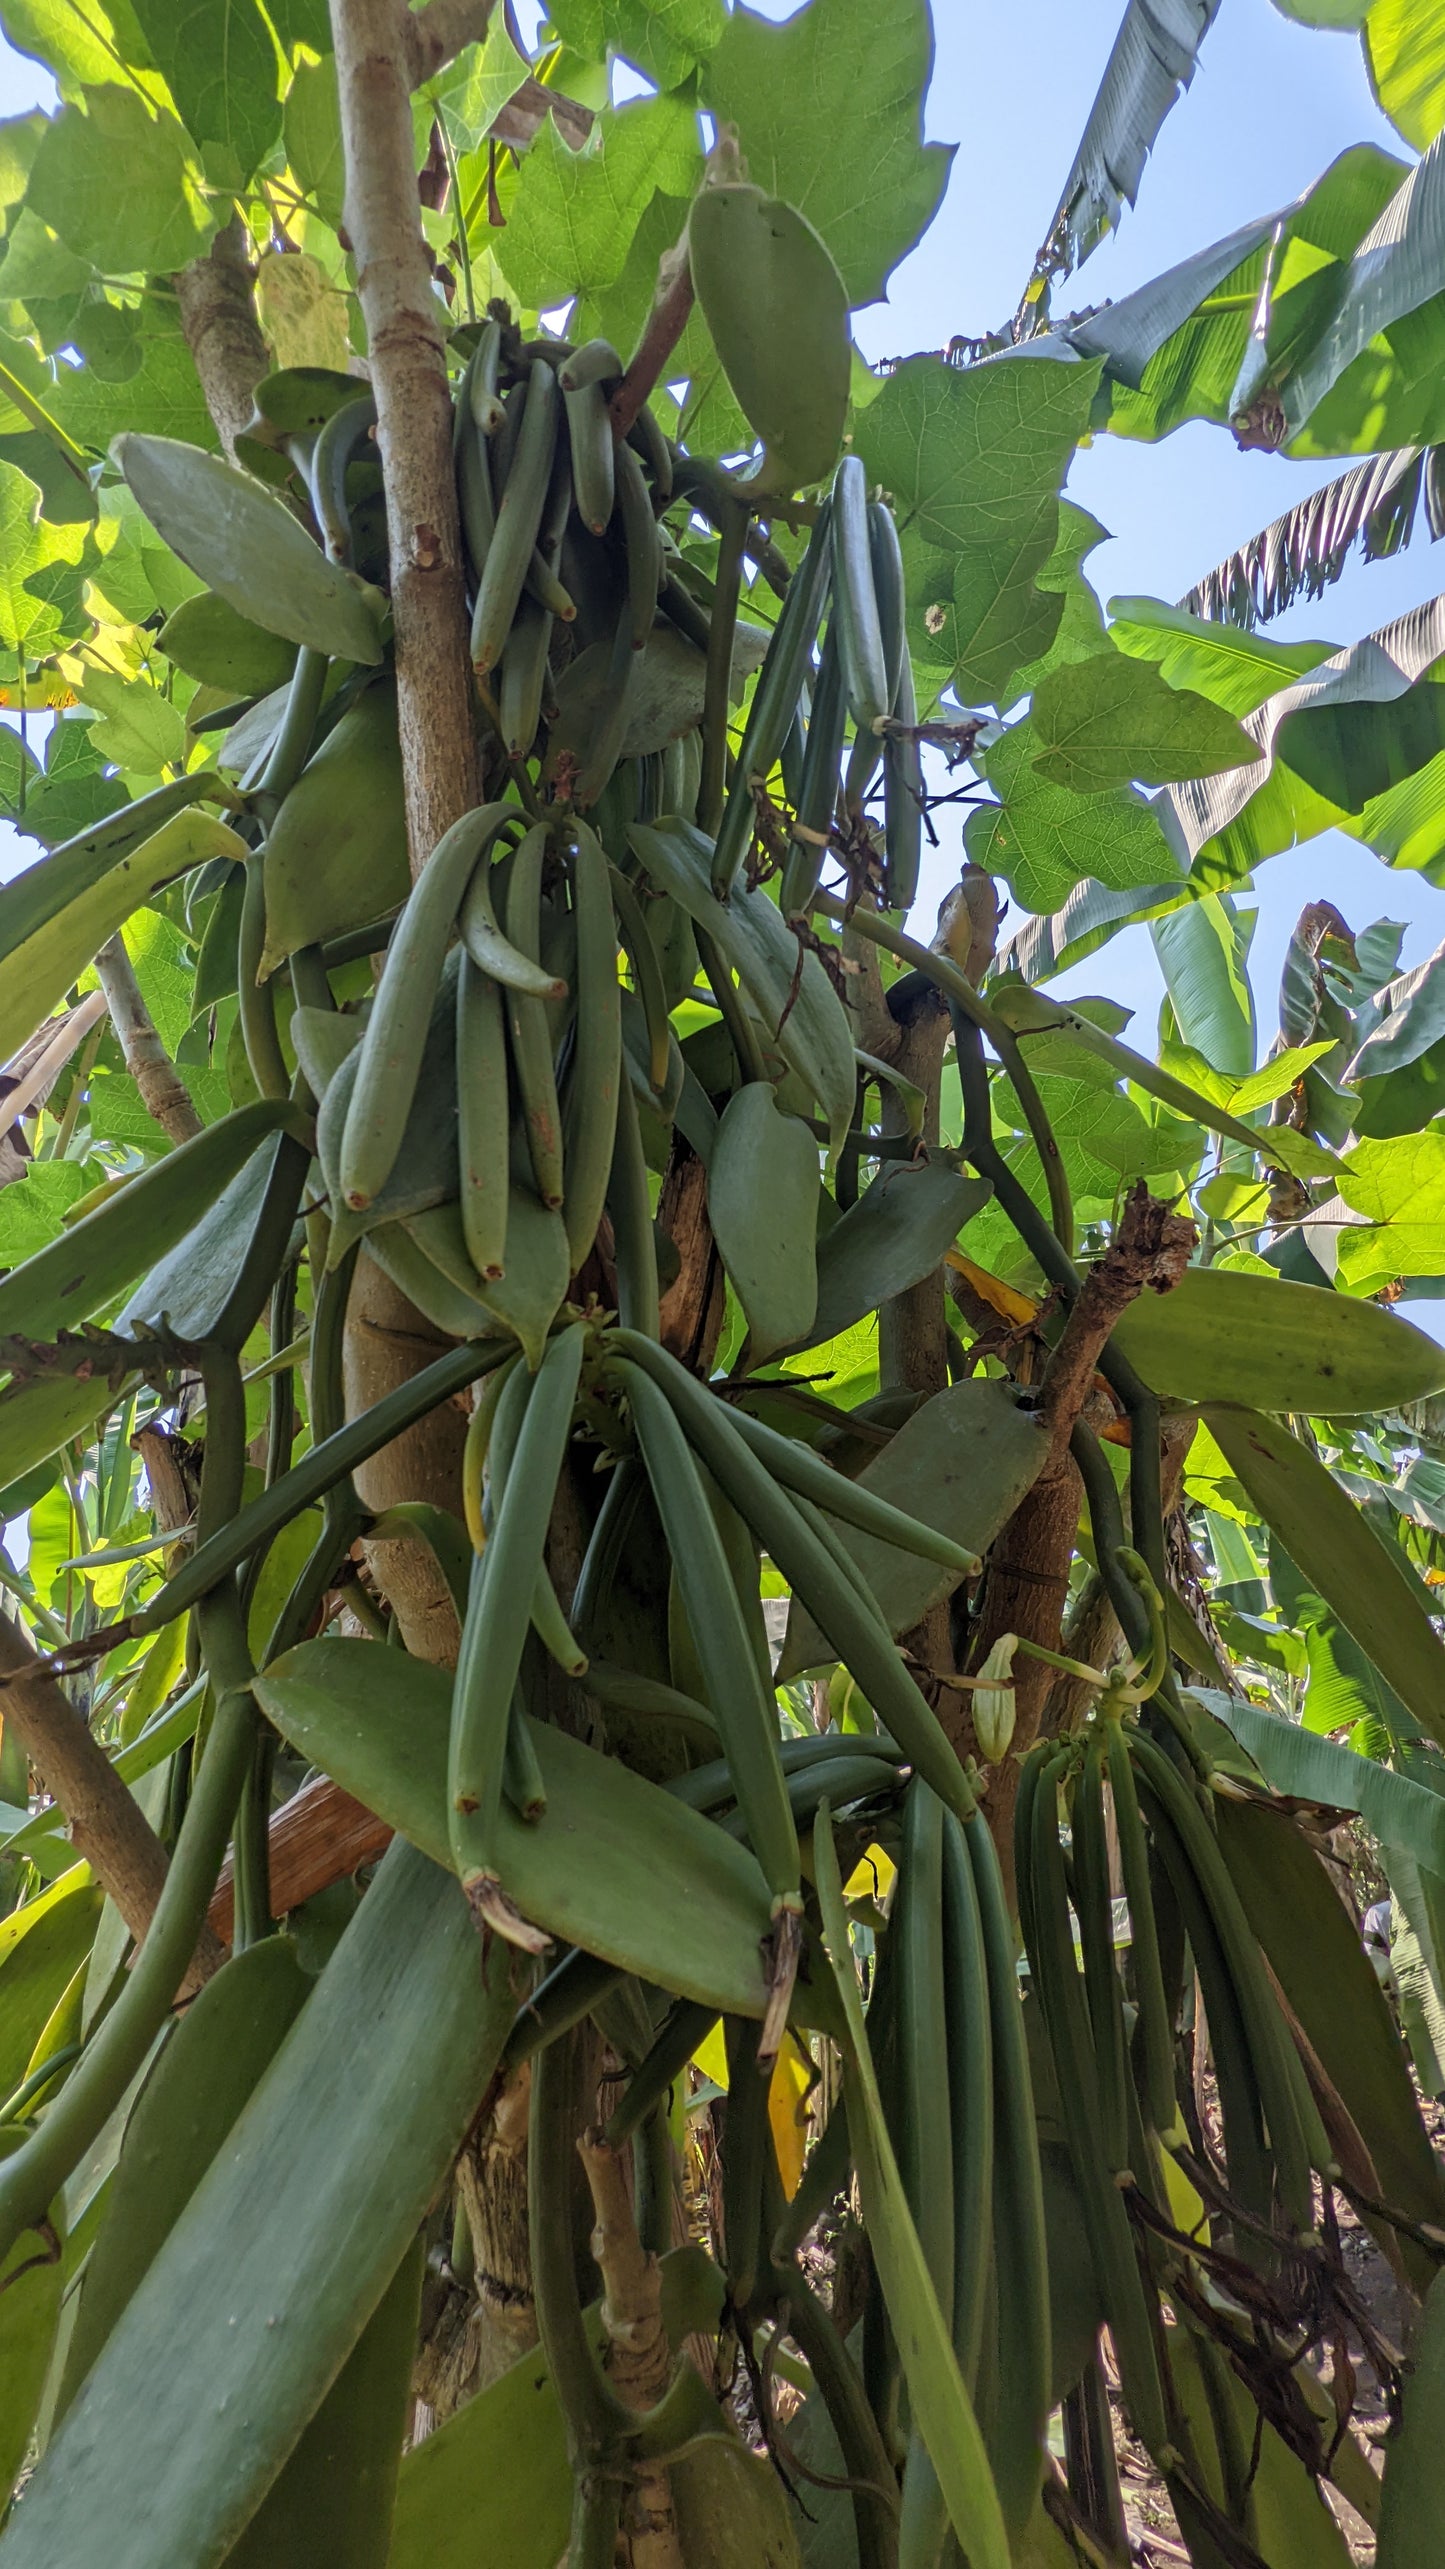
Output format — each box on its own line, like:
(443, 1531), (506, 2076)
(811, 889), (1074, 1253)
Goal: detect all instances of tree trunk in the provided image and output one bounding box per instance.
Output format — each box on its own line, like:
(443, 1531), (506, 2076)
(174, 217), (270, 463)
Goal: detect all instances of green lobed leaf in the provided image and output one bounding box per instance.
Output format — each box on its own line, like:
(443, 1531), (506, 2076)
(1334, 1129), (1445, 1293)
(547, 0), (724, 91)
(128, 0), (282, 191)
(853, 351), (1101, 708)
(501, 91), (702, 310)
(1029, 651), (1263, 794)
(702, 0), (952, 308)
(998, 501), (1110, 710)
(966, 715), (1185, 913)
(27, 89), (217, 277)
(283, 53), (347, 229)
(0, 458), (87, 661)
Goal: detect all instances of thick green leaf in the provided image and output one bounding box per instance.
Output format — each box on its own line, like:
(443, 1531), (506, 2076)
(1114, 1265), (1445, 1411)
(812, 1809), (1009, 2569)
(1334, 1130), (1445, 1292)
(59, 1937), (312, 2415)
(1378, 2268), (1445, 2564)
(795, 1158), (989, 1355)
(1150, 893), (1255, 1077)
(1030, 650), (1261, 794)
(0, 2132), (64, 2503)
(781, 1379), (1048, 1676)
(1108, 595), (1336, 719)
(0, 1372), (126, 1490)
(1281, 131), (1445, 442)
(708, 1083), (819, 1363)
(225, 2236), (423, 2569)
(686, 185), (849, 492)
(157, 594), (297, 696)
(259, 682), (408, 970)
(129, 0), (282, 190)
(388, 2246), (726, 2569)
(254, 1638), (784, 2021)
(28, 89), (217, 276)
(501, 91), (701, 309)
(702, 0), (952, 308)
(968, 716), (1186, 914)
(116, 1131), (308, 1348)
(853, 352), (1101, 707)
(0, 798), (246, 1059)
(2, 1842), (515, 2569)
(0, 1101), (293, 1343)
(630, 819), (856, 1150)
(114, 435), (384, 665)
(1204, 1406), (1445, 1751)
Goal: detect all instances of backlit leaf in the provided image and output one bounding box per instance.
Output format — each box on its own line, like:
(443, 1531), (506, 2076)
(28, 90), (216, 277)
(703, 0), (952, 308)
(1030, 650), (1262, 793)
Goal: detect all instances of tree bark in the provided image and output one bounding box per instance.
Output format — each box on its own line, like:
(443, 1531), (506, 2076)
(331, 0), (479, 872)
(93, 937), (202, 1148)
(341, 1254), (469, 1660)
(174, 216), (270, 464)
(0, 1610), (225, 1988)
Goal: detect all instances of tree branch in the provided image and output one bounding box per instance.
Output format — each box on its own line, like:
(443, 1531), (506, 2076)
(609, 241), (694, 442)
(404, 0), (497, 87)
(94, 936), (203, 1148)
(0, 1609), (225, 1990)
(173, 216), (270, 463)
(332, 0), (479, 870)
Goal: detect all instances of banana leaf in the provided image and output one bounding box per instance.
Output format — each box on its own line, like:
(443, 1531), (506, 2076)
(1202, 1409), (1445, 1749)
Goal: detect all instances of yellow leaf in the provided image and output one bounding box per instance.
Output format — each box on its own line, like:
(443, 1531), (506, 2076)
(844, 1840), (896, 1900)
(944, 1249), (1038, 1327)
(768, 2034), (814, 2200)
(691, 2018), (728, 2090)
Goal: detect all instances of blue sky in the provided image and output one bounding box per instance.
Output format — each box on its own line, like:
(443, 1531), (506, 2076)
(2, 1), (1443, 1053)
